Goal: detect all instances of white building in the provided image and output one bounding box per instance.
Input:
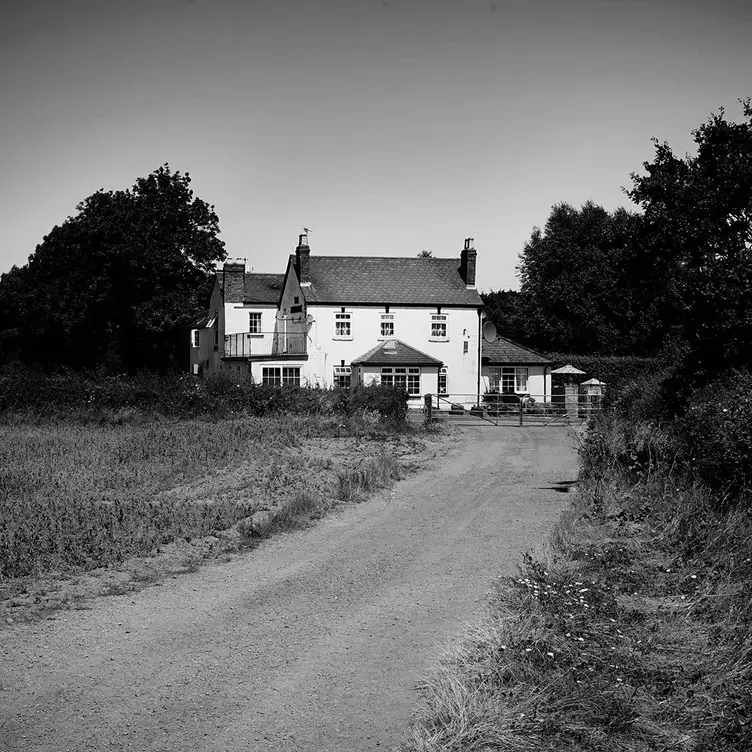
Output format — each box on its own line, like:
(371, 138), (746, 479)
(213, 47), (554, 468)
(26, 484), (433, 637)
(193, 234), (485, 407)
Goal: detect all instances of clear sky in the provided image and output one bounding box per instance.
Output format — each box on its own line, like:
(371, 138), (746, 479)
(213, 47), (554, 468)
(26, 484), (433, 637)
(1, 0), (750, 291)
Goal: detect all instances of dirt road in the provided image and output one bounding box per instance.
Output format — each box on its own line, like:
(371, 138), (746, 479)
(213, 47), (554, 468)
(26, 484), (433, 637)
(1, 426), (579, 752)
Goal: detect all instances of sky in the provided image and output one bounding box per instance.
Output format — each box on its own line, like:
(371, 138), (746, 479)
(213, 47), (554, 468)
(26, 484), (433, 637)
(1, 0), (750, 291)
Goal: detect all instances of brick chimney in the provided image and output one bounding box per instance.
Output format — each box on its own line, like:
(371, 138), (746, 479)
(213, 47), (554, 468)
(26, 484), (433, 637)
(459, 238), (477, 287)
(296, 233), (311, 285)
(222, 260), (246, 303)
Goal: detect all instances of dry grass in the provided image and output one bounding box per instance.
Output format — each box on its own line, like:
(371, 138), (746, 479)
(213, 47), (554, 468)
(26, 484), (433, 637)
(0, 414), (424, 580)
(404, 416), (752, 752)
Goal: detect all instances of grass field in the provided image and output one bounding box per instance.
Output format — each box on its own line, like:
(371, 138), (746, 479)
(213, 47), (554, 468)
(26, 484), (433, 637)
(0, 413), (412, 581)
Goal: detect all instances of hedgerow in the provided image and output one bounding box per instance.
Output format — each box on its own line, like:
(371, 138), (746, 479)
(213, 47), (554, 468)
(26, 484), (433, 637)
(0, 367), (409, 424)
(545, 353), (661, 395)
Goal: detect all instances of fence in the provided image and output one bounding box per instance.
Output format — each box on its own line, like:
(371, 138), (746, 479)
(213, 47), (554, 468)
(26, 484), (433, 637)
(423, 392), (604, 426)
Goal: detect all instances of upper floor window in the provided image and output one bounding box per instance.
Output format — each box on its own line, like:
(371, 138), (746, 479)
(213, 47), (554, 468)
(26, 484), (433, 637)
(248, 312), (262, 334)
(333, 365), (351, 389)
(380, 313), (395, 338)
(489, 367), (529, 393)
(335, 312), (352, 338)
(192, 330), (200, 348)
(430, 314), (448, 341)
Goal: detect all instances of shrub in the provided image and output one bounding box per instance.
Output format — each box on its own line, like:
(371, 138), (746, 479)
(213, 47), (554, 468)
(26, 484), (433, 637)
(0, 368), (410, 423)
(677, 370), (752, 499)
(349, 383), (408, 424)
(545, 353), (661, 397)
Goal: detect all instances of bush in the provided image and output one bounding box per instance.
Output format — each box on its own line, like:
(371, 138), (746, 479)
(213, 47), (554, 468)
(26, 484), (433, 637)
(545, 353), (661, 397)
(677, 370), (752, 499)
(349, 383), (408, 424)
(0, 367), (411, 424)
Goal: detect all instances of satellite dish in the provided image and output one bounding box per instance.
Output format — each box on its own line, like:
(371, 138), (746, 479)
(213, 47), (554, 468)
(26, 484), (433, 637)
(306, 314), (314, 324)
(482, 320), (497, 343)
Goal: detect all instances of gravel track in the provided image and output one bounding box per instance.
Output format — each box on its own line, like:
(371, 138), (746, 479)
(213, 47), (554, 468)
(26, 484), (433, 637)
(1, 425), (579, 751)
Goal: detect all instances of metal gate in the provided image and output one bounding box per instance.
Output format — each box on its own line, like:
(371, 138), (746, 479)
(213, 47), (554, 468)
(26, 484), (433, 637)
(422, 393), (602, 427)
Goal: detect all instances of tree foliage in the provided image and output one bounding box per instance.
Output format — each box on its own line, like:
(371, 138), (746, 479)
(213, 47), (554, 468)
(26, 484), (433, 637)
(480, 289), (528, 344)
(511, 201), (656, 355)
(627, 100), (752, 389)
(0, 165), (225, 372)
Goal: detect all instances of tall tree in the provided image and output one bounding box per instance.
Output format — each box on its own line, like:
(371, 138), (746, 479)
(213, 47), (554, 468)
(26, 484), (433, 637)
(480, 289), (527, 344)
(0, 165), (225, 372)
(514, 201), (652, 355)
(627, 100), (752, 388)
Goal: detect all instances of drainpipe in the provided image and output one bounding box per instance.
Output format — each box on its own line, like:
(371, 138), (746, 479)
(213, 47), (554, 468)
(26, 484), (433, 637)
(477, 309), (482, 406)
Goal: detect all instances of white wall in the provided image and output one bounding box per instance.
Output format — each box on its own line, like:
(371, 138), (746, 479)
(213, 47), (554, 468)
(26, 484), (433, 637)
(224, 303), (278, 335)
(305, 303), (480, 397)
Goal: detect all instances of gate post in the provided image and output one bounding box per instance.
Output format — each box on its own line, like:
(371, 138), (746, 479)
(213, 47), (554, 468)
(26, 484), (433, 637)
(424, 393), (433, 426)
(519, 398), (524, 427)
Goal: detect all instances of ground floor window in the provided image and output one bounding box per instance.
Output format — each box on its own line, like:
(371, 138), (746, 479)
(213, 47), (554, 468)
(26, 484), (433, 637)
(333, 365), (351, 389)
(438, 367), (448, 395)
(262, 367), (301, 387)
(381, 367), (420, 396)
(489, 366), (528, 393)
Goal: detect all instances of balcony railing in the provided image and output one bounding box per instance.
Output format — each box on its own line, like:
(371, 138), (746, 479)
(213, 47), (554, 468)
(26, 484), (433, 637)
(224, 331), (307, 358)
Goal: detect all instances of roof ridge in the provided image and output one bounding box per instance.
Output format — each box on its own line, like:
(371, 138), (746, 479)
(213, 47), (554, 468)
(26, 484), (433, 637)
(310, 255), (460, 261)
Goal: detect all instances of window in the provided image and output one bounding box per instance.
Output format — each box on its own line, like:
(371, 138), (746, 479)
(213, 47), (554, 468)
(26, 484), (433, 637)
(335, 312), (352, 338)
(333, 366), (351, 389)
(380, 313), (395, 338)
(438, 367), (448, 395)
(430, 314), (448, 341)
(489, 367), (529, 393)
(381, 367), (420, 396)
(248, 312), (262, 334)
(192, 330), (200, 348)
(262, 367), (301, 387)
(463, 341), (469, 354)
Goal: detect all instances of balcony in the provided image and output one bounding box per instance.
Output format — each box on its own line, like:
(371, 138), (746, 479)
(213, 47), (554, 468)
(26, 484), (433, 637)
(223, 331), (307, 359)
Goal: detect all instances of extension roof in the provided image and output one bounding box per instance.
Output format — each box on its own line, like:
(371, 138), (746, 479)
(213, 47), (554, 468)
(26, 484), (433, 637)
(191, 311), (216, 328)
(352, 339), (443, 367)
(481, 337), (552, 365)
(290, 256), (483, 307)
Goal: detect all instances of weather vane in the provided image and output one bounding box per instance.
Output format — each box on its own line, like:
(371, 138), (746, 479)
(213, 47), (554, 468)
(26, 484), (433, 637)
(304, 227), (311, 234)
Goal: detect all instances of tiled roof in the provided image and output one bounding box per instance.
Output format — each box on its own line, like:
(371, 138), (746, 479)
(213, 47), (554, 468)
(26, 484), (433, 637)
(481, 336), (552, 365)
(298, 256), (483, 307)
(243, 273), (285, 304)
(352, 339), (443, 367)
